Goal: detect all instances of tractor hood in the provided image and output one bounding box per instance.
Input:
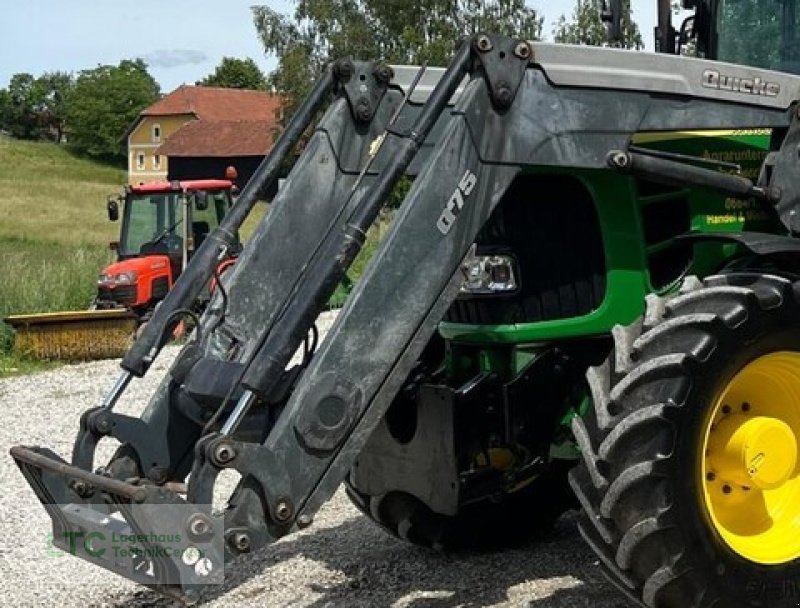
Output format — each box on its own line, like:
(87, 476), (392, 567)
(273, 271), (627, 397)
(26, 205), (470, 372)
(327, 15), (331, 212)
(99, 255), (171, 285)
(391, 42), (800, 111)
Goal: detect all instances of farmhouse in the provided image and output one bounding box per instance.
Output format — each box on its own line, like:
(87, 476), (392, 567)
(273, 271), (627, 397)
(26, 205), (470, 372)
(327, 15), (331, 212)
(124, 85), (281, 185)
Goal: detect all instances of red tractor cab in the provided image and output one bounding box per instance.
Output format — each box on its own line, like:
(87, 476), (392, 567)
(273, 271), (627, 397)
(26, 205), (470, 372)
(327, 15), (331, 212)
(96, 179), (237, 317)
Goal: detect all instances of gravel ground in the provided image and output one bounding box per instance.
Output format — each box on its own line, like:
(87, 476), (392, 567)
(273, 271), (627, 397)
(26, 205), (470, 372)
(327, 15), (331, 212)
(0, 315), (636, 608)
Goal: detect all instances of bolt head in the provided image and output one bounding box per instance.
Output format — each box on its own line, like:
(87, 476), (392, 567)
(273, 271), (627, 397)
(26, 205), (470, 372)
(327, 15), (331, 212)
(213, 443), (235, 465)
(232, 532), (251, 552)
(336, 60), (354, 80)
(274, 499), (293, 522)
(94, 415), (113, 434)
(476, 34), (492, 52)
(187, 513), (214, 539)
(495, 83), (512, 108)
(355, 98), (372, 122)
(373, 64), (393, 84)
(514, 41), (531, 60)
(297, 513), (313, 528)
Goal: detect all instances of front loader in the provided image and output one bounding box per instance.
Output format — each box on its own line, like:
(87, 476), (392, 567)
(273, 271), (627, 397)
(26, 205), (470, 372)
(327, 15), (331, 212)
(11, 20), (800, 608)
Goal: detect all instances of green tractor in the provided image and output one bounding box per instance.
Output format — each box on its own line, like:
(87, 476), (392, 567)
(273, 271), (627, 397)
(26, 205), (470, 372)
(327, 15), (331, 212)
(11, 2), (800, 608)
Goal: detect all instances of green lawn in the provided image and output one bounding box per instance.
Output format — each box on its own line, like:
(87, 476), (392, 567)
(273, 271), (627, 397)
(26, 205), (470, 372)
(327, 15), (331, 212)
(0, 136), (124, 374)
(0, 135), (389, 376)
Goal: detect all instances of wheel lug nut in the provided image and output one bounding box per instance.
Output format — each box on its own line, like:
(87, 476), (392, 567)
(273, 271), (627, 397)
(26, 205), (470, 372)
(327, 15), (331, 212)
(722, 405), (732, 415)
(722, 484), (732, 494)
(707, 472), (716, 482)
(742, 402), (751, 412)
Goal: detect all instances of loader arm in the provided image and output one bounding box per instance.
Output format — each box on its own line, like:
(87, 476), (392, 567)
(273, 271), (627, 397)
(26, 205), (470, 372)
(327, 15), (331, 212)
(12, 35), (800, 604)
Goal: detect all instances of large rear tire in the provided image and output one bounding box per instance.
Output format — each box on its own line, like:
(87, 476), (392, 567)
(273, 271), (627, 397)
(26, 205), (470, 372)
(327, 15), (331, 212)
(571, 273), (800, 608)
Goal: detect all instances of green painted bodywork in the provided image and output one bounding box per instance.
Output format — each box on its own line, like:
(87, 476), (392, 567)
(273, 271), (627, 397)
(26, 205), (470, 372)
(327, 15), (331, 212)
(439, 129), (783, 443)
(440, 129), (778, 355)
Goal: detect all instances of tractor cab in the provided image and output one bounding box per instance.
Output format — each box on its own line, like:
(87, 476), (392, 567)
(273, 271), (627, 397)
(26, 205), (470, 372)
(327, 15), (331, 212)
(97, 179), (235, 314)
(653, 0), (800, 73)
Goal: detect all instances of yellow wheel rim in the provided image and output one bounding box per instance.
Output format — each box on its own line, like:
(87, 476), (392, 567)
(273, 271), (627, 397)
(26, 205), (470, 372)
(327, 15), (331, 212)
(701, 352), (800, 565)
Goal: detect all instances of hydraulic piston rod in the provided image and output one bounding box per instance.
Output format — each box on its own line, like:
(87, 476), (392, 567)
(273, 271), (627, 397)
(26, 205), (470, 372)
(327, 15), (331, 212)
(121, 67), (338, 377)
(239, 39), (474, 401)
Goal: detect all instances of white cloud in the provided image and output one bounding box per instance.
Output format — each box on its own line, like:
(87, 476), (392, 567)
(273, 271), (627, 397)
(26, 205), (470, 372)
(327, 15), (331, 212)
(142, 49), (209, 69)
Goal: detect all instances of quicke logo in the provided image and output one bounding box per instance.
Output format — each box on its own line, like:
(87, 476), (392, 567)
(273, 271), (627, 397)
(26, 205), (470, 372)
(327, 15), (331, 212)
(702, 69), (780, 97)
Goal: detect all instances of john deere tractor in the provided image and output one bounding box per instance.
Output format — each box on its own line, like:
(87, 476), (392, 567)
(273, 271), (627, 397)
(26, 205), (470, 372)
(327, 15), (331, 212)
(11, 2), (800, 607)
(95, 179), (236, 318)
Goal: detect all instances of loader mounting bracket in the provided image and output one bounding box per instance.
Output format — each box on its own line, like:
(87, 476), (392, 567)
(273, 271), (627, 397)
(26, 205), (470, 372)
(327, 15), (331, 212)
(472, 33), (532, 111)
(336, 59), (393, 124)
(187, 433), (294, 548)
(72, 407), (171, 481)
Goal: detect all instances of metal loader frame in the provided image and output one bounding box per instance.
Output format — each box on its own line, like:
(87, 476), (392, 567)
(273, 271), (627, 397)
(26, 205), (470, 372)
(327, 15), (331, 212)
(12, 33), (800, 603)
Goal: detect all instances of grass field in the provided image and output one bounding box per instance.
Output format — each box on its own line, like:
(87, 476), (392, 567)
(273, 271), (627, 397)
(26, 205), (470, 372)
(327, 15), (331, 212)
(0, 135), (124, 373)
(0, 135), (387, 375)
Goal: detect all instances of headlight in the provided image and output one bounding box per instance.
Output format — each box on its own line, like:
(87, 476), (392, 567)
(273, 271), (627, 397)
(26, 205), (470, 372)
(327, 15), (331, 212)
(459, 251), (518, 295)
(97, 271), (138, 286)
(114, 271), (138, 285)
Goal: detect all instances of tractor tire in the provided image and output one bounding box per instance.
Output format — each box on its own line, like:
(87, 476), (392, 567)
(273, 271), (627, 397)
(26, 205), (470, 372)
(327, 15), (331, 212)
(345, 458), (577, 550)
(571, 273), (800, 608)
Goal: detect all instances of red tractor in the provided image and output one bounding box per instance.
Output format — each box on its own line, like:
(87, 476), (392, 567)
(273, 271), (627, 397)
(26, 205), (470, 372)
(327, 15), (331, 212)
(95, 179), (237, 319)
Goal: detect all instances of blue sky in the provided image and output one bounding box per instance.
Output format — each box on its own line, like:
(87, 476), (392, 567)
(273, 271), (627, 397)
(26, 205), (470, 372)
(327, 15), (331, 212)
(0, 1), (658, 92)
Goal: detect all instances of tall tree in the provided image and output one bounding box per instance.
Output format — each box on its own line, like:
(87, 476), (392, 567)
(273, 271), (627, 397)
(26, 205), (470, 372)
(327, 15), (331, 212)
(0, 71), (73, 142)
(252, 0), (543, 115)
(66, 59), (159, 161)
(36, 71), (74, 143)
(553, 0), (643, 49)
(198, 57), (268, 90)
(0, 73), (46, 139)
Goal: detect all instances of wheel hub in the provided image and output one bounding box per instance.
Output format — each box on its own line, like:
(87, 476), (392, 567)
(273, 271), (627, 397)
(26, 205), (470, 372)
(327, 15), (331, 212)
(701, 352), (800, 565)
(708, 415), (797, 490)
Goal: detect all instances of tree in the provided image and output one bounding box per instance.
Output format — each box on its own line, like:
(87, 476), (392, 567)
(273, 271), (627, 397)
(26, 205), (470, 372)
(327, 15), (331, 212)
(36, 71), (74, 143)
(0, 71), (74, 142)
(198, 57), (268, 90)
(66, 59), (159, 161)
(0, 73), (45, 139)
(252, 0), (543, 115)
(553, 0), (643, 49)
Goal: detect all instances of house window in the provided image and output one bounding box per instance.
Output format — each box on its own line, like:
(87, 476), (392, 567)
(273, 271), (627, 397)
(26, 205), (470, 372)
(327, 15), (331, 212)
(153, 154), (161, 170)
(152, 124), (161, 143)
(136, 152), (145, 170)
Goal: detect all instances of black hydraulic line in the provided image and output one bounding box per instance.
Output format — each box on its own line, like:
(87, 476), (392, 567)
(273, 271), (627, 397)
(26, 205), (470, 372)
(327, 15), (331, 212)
(212, 64), (429, 437)
(121, 67), (337, 378)
(627, 145), (742, 172)
(238, 39), (473, 401)
(608, 149), (776, 202)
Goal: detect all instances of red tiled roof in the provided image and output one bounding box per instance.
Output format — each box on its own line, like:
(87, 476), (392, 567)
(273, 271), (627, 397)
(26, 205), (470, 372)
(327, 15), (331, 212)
(156, 120), (277, 157)
(142, 85), (281, 122)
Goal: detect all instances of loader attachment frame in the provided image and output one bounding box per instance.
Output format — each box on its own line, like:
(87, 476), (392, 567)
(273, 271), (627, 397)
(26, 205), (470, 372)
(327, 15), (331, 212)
(13, 33), (800, 603)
